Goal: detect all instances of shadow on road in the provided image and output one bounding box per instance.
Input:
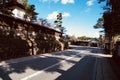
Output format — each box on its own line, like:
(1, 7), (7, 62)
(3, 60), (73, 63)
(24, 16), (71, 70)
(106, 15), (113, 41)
(0, 50), (81, 80)
(55, 56), (96, 80)
(0, 46), (109, 80)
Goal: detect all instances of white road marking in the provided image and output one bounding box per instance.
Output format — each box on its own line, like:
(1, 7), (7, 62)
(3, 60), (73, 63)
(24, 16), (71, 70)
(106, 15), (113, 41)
(21, 53), (83, 80)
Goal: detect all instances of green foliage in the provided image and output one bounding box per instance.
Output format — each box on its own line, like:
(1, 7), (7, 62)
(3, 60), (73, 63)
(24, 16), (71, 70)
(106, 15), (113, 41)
(94, 17), (104, 29)
(23, 0), (28, 7)
(23, 0), (37, 22)
(77, 36), (92, 41)
(98, 0), (106, 3)
(69, 35), (77, 42)
(54, 13), (66, 33)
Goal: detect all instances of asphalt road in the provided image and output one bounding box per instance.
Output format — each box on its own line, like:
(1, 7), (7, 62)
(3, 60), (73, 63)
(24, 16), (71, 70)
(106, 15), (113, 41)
(0, 46), (102, 80)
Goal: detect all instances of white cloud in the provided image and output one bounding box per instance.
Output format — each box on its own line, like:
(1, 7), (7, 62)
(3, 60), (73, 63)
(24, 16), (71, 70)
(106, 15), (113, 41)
(63, 12), (70, 17)
(47, 11), (70, 20)
(53, 0), (59, 3)
(39, 0), (75, 4)
(39, 0), (58, 3)
(61, 0), (74, 4)
(39, 0), (49, 2)
(86, 0), (94, 6)
(47, 11), (58, 20)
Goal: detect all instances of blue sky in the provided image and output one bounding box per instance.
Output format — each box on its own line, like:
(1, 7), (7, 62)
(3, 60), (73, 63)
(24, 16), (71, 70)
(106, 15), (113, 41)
(28, 0), (105, 38)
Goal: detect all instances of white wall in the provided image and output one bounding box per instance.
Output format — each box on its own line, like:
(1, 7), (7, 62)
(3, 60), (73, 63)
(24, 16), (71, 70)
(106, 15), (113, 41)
(12, 7), (25, 19)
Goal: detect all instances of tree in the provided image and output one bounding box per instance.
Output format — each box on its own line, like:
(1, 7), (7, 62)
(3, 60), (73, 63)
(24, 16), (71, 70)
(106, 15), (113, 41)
(26, 4), (38, 22)
(98, 0), (106, 3)
(54, 13), (64, 33)
(97, 0), (120, 55)
(38, 18), (48, 26)
(77, 36), (92, 41)
(69, 35), (77, 41)
(94, 17), (104, 29)
(23, 0), (38, 22)
(23, 0), (28, 7)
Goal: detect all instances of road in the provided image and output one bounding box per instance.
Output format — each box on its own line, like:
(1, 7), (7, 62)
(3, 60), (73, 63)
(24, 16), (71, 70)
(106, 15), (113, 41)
(0, 46), (104, 80)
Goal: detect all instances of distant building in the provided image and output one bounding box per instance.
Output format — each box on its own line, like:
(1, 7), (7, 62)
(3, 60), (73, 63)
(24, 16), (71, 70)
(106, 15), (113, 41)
(74, 39), (99, 47)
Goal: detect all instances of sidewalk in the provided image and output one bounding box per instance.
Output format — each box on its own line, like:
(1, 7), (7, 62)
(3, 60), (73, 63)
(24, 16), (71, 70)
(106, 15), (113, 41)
(96, 57), (120, 80)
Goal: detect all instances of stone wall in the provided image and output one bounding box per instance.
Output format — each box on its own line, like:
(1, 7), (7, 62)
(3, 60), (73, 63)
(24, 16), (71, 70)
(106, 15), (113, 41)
(0, 14), (64, 61)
